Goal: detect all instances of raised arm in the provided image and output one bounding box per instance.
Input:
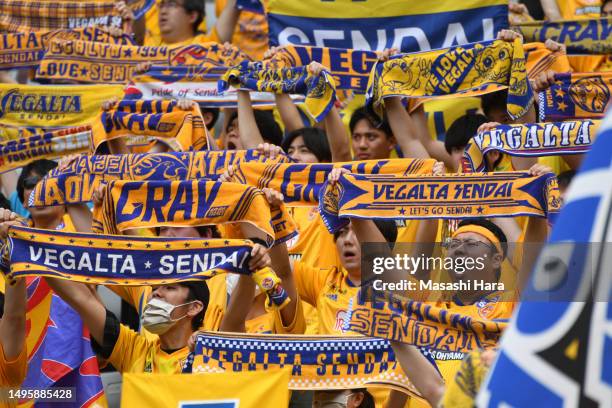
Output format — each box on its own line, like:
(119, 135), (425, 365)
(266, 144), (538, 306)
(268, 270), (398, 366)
(213, 0), (240, 44)
(237, 90), (265, 148)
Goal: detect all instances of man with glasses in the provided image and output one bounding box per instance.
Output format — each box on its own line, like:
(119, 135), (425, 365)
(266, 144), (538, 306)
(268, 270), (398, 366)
(116, 0), (239, 47)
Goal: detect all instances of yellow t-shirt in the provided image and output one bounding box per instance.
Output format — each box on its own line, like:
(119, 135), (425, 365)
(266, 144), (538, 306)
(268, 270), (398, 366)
(108, 324), (189, 373)
(287, 207), (341, 269)
(215, 0), (268, 60)
(0, 341), (26, 388)
(433, 294), (514, 390)
(556, 0), (601, 18)
(293, 262), (359, 335)
(144, 2), (209, 46)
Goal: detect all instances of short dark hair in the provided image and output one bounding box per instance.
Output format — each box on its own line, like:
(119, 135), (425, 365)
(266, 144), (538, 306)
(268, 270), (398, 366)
(349, 107), (392, 138)
(179, 281), (210, 331)
(0, 192), (10, 211)
(354, 389), (375, 408)
(227, 110), (283, 147)
(445, 113), (488, 154)
(281, 127), (332, 162)
(333, 219), (397, 244)
(557, 170), (575, 190)
(17, 159), (57, 204)
(457, 218), (508, 259)
(481, 90), (508, 119)
(182, 0), (206, 34)
(201, 107), (219, 130)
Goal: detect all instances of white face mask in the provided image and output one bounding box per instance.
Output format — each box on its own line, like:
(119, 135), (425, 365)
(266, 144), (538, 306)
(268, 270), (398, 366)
(313, 392), (354, 408)
(141, 297), (196, 335)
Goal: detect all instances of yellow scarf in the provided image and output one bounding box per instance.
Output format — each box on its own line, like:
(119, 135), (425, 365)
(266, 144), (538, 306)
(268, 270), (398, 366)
(0, 83), (124, 130)
(27, 150), (291, 207)
(346, 290), (506, 351)
(0, 27), (135, 70)
(514, 17), (612, 55)
(91, 100), (208, 152)
(366, 38), (533, 123)
(524, 42), (571, 80)
(188, 331), (423, 398)
(266, 45), (379, 95)
(92, 179), (278, 246)
(0, 125), (90, 174)
(231, 158), (436, 206)
(0, 0), (153, 32)
(219, 61), (337, 121)
(538, 72), (612, 121)
(462, 120), (599, 172)
(36, 39), (172, 84)
(319, 171), (561, 233)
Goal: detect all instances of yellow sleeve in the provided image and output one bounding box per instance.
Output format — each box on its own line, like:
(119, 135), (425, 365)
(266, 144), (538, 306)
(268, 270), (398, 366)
(107, 286), (149, 314)
(108, 324), (150, 373)
(272, 294), (306, 335)
(0, 341), (26, 387)
(202, 275), (228, 331)
(292, 261), (330, 307)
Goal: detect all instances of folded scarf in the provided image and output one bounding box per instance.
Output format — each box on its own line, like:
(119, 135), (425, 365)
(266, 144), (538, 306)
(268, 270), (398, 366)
(345, 290), (506, 351)
(0, 125), (91, 174)
(319, 171), (561, 233)
(523, 42), (571, 80)
(28, 150), (292, 207)
(266, 45), (379, 94)
(125, 65), (306, 107)
(0, 27), (135, 70)
(91, 100), (208, 152)
(538, 72), (612, 121)
(219, 61), (337, 121)
(185, 332), (423, 397)
(167, 42), (250, 67)
(0, 0), (154, 32)
(0, 83), (124, 131)
(92, 179), (278, 247)
(514, 17), (612, 55)
(35, 39), (174, 84)
(366, 39), (533, 123)
(2, 225), (288, 308)
(232, 158), (436, 206)
(462, 120), (599, 172)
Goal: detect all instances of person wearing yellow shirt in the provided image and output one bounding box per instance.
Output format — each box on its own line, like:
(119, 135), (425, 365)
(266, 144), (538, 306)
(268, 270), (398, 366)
(43, 242), (271, 374)
(116, 0), (240, 47)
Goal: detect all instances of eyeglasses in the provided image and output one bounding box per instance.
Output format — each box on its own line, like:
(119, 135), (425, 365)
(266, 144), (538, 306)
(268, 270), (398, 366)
(159, 0), (182, 9)
(443, 238), (496, 252)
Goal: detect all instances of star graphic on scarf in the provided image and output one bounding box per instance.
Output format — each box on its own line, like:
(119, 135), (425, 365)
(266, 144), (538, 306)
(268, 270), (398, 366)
(107, 242), (113, 247)
(88, 240), (94, 246)
(144, 261), (152, 269)
(146, 243), (151, 248)
(80, 68), (88, 76)
(204, 242), (209, 247)
(69, 239), (75, 244)
(165, 243), (171, 249)
(477, 206), (484, 214)
(184, 243), (190, 248)
(124, 49), (132, 58)
(557, 101), (568, 111)
(126, 243), (132, 248)
(224, 240), (230, 245)
(49, 237), (55, 242)
(554, 88), (565, 98)
(398, 208), (406, 215)
(30, 235), (36, 240)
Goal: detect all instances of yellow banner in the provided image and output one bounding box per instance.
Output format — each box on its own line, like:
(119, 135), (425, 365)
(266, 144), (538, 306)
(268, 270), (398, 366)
(0, 83), (124, 130)
(122, 370), (290, 407)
